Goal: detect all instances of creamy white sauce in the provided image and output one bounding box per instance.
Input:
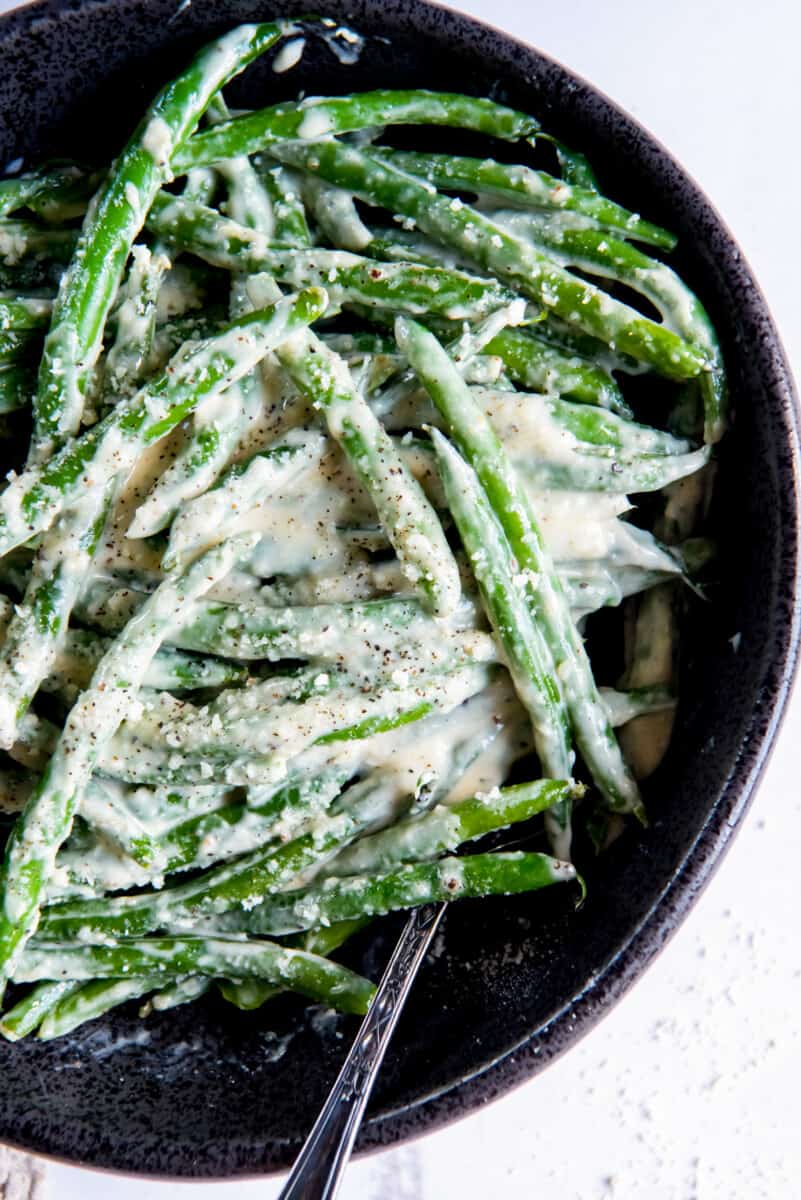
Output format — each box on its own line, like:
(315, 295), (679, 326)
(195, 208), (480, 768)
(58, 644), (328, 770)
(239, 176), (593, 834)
(272, 37), (306, 73)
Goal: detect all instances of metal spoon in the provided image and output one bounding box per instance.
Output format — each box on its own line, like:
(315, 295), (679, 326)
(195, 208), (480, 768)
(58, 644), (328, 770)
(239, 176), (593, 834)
(278, 902), (445, 1200)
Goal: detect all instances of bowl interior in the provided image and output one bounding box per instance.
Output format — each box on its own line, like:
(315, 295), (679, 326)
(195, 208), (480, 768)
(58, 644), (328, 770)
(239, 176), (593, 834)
(0, 0), (798, 1178)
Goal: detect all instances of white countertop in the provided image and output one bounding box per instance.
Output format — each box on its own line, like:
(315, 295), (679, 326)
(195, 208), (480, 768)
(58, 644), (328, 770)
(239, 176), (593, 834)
(3, 1), (800, 1196)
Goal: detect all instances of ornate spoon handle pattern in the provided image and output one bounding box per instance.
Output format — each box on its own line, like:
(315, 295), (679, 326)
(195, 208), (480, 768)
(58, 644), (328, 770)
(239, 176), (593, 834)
(278, 903), (445, 1200)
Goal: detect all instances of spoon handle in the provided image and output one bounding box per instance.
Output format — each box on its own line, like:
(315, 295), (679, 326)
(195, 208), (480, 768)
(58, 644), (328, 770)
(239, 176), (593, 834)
(278, 903), (445, 1200)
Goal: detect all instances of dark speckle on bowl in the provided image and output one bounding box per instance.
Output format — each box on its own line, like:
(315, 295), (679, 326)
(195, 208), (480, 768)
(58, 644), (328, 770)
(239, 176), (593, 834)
(0, 0), (798, 1180)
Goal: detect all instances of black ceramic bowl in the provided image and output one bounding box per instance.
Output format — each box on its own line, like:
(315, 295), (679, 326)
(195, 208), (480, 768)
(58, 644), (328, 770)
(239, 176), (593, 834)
(0, 0), (798, 1179)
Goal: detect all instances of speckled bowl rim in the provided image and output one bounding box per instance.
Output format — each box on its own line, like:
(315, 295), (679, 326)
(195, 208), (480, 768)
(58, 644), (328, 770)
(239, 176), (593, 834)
(0, 0), (799, 1180)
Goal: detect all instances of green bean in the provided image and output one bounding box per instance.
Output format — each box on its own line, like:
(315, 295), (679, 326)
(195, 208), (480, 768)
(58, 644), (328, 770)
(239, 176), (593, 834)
(400, 319), (643, 827)
(217, 917), (369, 1011)
(0, 296), (52, 331)
(103, 244), (170, 397)
(601, 685), (675, 727)
(0, 326), (41, 364)
(16, 934), (376, 1016)
(44, 636), (247, 703)
(117, 660), (493, 789)
(0, 481), (115, 749)
(163, 428), (326, 569)
(181, 167), (219, 206)
(468, 387), (711, 493)
(3, 734), (235, 868)
(364, 228), (469, 271)
(0, 165), (101, 222)
(429, 426), (574, 853)
(0, 288), (328, 557)
(207, 96), (275, 234)
(259, 161), (311, 244)
(145, 974), (211, 1013)
(36, 762), (471, 941)
(173, 89), (539, 173)
(564, 561), (681, 620)
(0, 979), (80, 1039)
(53, 773), (347, 897)
(67, 777), (163, 865)
(386, 380), (703, 494)
(0, 594), (246, 700)
(272, 141), (707, 379)
(217, 978), (280, 1011)
(303, 177), (372, 251)
(521, 446), (709, 493)
(370, 300), (524, 421)
(78, 571), (478, 659)
(127, 99), (280, 540)
(0, 221), (76, 269)
(0, 284), (304, 745)
(38, 976), (161, 1040)
(320, 778), (580, 879)
(147, 193), (518, 321)
(32, 20), (295, 458)
(0, 363), (34, 413)
(483, 326), (629, 414)
(126, 375), (254, 539)
(223, 851), (576, 935)
(371, 149), (676, 249)
(129, 770), (349, 876)
(277, 332), (461, 616)
(551, 139), (600, 191)
(0, 533), (258, 990)
(497, 213), (726, 441)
